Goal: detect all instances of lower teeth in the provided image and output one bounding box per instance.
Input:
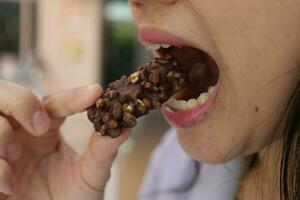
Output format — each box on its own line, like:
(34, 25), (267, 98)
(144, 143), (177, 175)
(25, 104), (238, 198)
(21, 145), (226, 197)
(167, 86), (215, 111)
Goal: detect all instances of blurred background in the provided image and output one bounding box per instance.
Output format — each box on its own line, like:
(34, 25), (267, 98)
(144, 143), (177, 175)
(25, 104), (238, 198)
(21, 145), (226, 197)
(0, 0), (170, 199)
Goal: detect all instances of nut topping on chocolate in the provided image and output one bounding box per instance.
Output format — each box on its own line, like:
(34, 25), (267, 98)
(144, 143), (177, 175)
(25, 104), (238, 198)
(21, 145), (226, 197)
(87, 55), (189, 138)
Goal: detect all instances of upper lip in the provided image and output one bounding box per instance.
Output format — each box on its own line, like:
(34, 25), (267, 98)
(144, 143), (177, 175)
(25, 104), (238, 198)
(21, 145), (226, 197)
(138, 25), (198, 49)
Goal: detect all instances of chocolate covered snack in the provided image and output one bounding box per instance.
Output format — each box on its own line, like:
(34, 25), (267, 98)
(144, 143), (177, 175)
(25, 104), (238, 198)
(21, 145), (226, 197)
(87, 55), (189, 138)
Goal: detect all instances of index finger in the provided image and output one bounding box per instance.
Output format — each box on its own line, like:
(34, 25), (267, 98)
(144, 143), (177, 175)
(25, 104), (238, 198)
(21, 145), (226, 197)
(42, 84), (103, 118)
(0, 80), (50, 136)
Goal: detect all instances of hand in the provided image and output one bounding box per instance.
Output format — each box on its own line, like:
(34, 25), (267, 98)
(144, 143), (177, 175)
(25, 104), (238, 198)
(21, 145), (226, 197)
(0, 80), (130, 200)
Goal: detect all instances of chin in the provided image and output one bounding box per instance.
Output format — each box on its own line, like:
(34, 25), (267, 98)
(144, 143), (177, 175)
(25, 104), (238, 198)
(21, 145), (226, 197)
(176, 129), (245, 164)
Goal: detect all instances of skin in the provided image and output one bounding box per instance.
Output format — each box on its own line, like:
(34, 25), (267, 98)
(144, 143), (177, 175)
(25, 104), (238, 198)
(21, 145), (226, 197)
(129, 0), (300, 164)
(129, 0), (300, 198)
(1, 0), (300, 199)
(0, 81), (130, 199)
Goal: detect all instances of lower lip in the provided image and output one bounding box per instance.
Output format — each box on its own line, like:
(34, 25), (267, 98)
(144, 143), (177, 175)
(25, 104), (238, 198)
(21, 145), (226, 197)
(162, 82), (220, 128)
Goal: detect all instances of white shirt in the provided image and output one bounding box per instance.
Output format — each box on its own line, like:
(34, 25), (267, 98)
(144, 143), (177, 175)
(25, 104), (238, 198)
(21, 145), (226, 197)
(139, 128), (247, 200)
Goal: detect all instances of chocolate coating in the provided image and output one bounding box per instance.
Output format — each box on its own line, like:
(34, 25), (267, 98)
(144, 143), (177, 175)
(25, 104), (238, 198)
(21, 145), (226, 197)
(87, 55), (189, 138)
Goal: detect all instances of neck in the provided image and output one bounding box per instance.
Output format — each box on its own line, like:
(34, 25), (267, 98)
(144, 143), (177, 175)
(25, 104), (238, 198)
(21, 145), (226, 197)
(237, 137), (282, 200)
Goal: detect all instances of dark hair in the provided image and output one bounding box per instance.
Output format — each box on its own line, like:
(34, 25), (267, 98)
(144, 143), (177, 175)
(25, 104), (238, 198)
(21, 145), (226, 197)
(280, 79), (300, 200)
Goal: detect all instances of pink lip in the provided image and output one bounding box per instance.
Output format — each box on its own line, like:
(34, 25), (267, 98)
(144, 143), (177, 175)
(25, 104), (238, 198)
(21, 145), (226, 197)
(139, 26), (197, 48)
(162, 83), (219, 128)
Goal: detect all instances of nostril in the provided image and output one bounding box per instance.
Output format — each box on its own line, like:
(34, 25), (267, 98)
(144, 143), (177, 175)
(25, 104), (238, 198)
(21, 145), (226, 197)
(130, 0), (177, 5)
(160, 0), (177, 4)
(130, 0), (144, 6)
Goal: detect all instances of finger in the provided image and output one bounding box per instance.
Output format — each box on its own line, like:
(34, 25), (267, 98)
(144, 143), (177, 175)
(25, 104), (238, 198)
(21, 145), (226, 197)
(43, 84), (102, 118)
(0, 81), (50, 136)
(0, 114), (20, 130)
(0, 116), (21, 161)
(79, 129), (131, 191)
(49, 117), (65, 131)
(0, 159), (13, 195)
(0, 193), (8, 200)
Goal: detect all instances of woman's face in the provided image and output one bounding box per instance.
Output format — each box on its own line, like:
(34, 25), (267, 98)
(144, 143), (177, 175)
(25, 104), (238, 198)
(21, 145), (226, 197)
(129, 0), (300, 163)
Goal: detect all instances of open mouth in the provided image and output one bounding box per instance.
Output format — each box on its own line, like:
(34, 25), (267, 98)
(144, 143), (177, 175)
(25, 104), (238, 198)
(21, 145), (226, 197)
(145, 44), (220, 111)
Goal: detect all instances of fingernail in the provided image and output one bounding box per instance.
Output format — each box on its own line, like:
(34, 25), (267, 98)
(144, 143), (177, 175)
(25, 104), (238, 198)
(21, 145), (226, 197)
(77, 85), (99, 96)
(32, 109), (50, 136)
(5, 141), (20, 160)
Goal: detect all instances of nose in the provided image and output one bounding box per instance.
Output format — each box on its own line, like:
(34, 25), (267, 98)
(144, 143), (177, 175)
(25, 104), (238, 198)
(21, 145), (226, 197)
(130, 0), (177, 5)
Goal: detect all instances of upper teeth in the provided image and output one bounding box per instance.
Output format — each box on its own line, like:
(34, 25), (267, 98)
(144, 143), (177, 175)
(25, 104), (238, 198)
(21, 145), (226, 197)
(166, 86), (216, 111)
(144, 44), (171, 51)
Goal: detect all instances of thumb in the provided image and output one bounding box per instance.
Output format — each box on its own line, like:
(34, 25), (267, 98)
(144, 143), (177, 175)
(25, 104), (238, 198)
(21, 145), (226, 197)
(79, 129), (131, 191)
